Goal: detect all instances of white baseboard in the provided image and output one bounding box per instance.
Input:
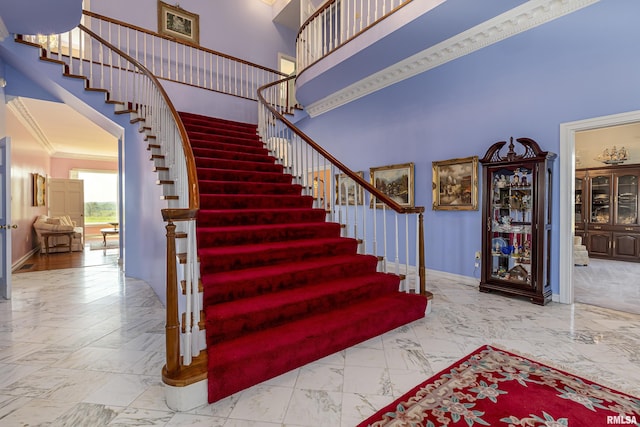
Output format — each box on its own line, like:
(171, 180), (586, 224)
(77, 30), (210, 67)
(11, 247), (39, 272)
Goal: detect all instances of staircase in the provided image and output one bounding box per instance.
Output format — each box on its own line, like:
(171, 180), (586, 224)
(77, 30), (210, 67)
(180, 112), (428, 403)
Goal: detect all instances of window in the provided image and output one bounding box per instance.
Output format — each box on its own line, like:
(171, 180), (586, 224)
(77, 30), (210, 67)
(71, 170), (118, 224)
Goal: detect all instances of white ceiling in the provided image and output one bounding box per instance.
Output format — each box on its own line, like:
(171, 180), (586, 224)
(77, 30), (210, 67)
(576, 122), (640, 169)
(7, 97), (117, 160)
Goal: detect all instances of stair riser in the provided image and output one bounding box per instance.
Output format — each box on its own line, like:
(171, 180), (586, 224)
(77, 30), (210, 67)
(179, 113), (257, 130)
(199, 239), (358, 273)
(193, 148), (273, 163)
(206, 275), (400, 343)
(194, 158), (284, 173)
(188, 132), (261, 144)
(198, 181), (302, 195)
(183, 121), (257, 134)
(202, 255), (380, 305)
(191, 140), (269, 157)
(197, 168), (293, 184)
(197, 223), (341, 247)
(198, 195), (314, 211)
(197, 208), (324, 227)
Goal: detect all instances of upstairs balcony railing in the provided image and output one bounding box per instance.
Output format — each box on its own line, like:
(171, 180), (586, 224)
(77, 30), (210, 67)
(81, 10), (286, 102)
(258, 75), (428, 296)
(297, 0), (413, 73)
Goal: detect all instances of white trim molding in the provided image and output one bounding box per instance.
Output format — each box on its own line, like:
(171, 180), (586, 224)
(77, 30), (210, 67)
(7, 96), (56, 155)
(306, 0), (599, 117)
(558, 110), (640, 305)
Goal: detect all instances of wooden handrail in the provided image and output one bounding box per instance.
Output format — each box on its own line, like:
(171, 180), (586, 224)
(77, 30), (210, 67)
(258, 75), (424, 215)
(298, 0), (339, 35)
(296, 0), (414, 76)
(78, 23), (200, 209)
(82, 10), (287, 77)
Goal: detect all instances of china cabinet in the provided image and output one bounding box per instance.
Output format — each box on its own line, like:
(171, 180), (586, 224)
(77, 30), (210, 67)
(480, 137), (556, 305)
(575, 165), (640, 261)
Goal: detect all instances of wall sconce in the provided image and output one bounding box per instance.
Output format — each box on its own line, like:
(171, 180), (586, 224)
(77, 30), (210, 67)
(0, 78), (6, 88)
(595, 146), (628, 165)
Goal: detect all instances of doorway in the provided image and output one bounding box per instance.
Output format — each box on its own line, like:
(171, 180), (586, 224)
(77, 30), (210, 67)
(278, 53), (297, 108)
(559, 109), (640, 309)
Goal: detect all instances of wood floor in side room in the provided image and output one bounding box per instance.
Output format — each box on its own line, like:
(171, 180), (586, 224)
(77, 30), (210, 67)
(14, 234), (119, 273)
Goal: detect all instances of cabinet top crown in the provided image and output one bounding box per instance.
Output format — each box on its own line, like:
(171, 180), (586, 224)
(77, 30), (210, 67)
(481, 137), (557, 164)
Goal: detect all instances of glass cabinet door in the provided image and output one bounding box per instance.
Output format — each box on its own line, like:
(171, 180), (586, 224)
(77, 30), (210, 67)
(575, 177), (583, 223)
(590, 175), (611, 224)
(489, 166), (533, 285)
(616, 174), (638, 225)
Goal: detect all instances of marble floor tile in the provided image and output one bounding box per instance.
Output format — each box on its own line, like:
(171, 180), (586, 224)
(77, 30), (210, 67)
(1, 263), (638, 426)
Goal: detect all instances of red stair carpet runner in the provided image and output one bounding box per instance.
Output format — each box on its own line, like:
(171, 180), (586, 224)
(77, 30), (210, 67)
(179, 112), (428, 403)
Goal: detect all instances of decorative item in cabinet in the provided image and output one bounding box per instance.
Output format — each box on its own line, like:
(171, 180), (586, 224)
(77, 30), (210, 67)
(574, 172), (585, 230)
(479, 137), (556, 305)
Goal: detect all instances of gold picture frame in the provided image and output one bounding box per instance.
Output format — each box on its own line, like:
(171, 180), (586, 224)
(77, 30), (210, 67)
(432, 156), (479, 211)
(32, 173), (46, 206)
(335, 171), (365, 205)
(307, 167), (332, 206)
(158, 1), (200, 45)
(369, 162), (414, 209)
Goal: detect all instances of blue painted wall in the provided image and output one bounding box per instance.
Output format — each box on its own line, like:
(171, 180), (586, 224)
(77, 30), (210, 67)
(295, 0), (640, 293)
(90, 0), (297, 70)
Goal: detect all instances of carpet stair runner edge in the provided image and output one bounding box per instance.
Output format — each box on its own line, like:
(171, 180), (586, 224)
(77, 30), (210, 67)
(180, 111), (428, 403)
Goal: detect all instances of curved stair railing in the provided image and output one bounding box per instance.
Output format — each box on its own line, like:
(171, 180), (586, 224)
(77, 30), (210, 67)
(258, 75), (430, 297)
(297, 0), (413, 73)
(81, 10), (287, 102)
(20, 23), (204, 387)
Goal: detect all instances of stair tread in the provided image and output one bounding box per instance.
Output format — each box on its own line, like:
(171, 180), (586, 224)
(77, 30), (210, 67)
(199, 236), (356, 256)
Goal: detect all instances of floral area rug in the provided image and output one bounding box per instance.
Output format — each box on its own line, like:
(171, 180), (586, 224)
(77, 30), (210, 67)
(358, 345), (639, 427)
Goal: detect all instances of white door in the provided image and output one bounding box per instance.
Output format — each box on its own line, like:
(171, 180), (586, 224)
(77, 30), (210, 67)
(278, 54), (297, 108)
(0, 137), (12, 299)
(48, 178), (85, 232)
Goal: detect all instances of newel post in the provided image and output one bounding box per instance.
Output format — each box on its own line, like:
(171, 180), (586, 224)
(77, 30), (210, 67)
(418, 211), (426, 296)
(161, 208), (198, 381)
(164, 219), (180, 377)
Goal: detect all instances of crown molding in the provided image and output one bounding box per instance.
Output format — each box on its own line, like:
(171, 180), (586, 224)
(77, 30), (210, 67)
(7, 97), (56, 155)
(306, 0), (599, 118)
(51, 151), (118, 162)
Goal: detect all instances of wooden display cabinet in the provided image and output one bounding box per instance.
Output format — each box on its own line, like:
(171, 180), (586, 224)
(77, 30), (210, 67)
(479, 137), (556, 305)
(575, 165), (640, 262)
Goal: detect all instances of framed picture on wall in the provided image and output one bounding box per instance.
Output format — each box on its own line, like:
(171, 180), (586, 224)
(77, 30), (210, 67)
(307, 167), (332, 206)
(335, 171), (364, 206)
(369, 162), (414, 209)
(32, 173), (46, 206)
(432, 155), (479, 210)
(158, 1), (200, 45)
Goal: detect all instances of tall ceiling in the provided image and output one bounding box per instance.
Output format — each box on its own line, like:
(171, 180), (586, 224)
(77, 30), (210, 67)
(2, 0), (638, 163)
